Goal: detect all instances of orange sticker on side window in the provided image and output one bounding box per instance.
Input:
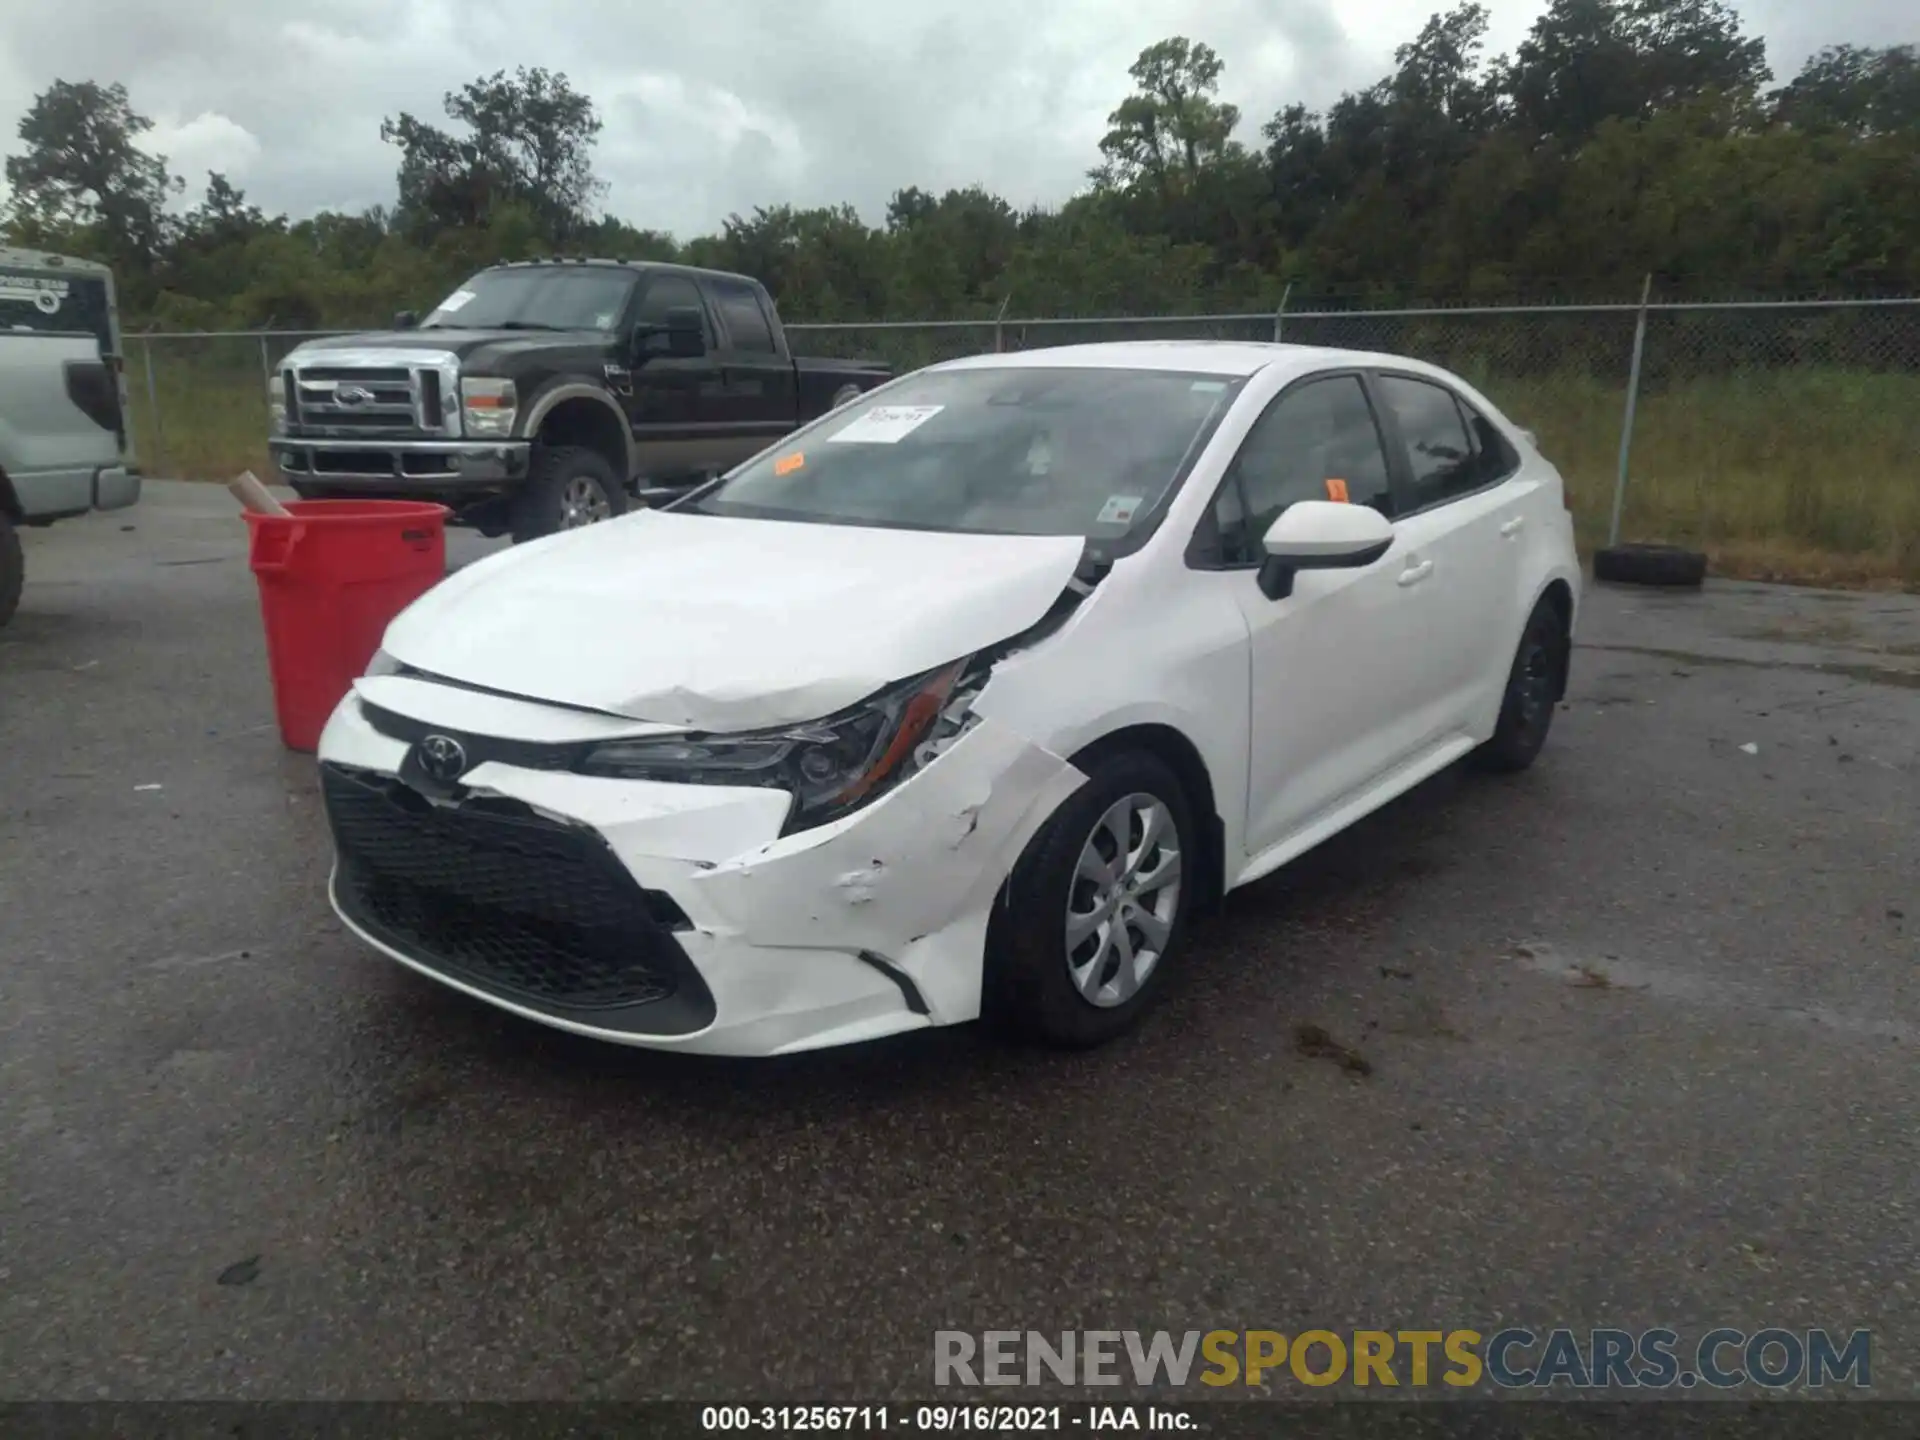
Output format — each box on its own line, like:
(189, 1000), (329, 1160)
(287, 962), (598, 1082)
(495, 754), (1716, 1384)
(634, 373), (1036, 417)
(1324, 477), (1350, 503)
(774, 452), (805, 477)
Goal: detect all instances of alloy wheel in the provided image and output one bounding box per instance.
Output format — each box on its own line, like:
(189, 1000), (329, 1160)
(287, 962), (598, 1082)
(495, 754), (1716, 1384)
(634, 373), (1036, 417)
(1064, 793), (1183, 1008)
(559, 475), (613, 528)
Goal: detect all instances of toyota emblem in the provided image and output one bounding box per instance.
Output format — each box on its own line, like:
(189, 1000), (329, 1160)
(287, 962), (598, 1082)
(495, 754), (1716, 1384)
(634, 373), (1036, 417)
(416, 734), (467, 783)
(335, 384), (373, 406)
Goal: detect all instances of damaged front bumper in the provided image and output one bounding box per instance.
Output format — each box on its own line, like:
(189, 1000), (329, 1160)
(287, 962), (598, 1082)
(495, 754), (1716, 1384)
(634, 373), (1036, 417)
(315, 686), (1084, 1056)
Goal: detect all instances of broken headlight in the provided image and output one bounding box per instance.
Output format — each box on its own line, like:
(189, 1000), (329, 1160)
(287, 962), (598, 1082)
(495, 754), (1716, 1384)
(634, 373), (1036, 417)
(576, 659), (982, 833)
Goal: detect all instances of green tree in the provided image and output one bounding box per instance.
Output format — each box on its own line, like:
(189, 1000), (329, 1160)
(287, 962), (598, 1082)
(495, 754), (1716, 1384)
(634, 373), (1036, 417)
(1094, 39), (1241, 198)
(382, 66), (604, 239)
(1497, 0), (1770, 143)
(1772, 46), (1920, 136)
(3, 79), (181, 268)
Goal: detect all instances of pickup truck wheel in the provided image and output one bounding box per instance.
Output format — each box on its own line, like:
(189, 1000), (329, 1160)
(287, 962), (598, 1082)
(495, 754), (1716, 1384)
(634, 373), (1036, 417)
(0, 511), (21, 627)
(512, 444), (627, 543)
(830, 383), (863, 410)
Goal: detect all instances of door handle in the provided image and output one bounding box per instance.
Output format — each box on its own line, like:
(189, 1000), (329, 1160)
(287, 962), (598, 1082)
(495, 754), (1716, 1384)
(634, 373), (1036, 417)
(1397, 559), (1434, 588)
(1500, 517), (1525, 537)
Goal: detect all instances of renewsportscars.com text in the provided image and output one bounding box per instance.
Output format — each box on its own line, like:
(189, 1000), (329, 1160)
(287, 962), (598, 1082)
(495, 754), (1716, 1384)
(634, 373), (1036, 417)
(933, 1328), (1872, 1390)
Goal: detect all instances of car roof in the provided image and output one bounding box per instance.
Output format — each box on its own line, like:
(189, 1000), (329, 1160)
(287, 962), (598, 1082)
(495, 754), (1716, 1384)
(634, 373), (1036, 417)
(482, 257), (759, 288)
(0, 245), (115, 277)
(932, 339), (1441, 382)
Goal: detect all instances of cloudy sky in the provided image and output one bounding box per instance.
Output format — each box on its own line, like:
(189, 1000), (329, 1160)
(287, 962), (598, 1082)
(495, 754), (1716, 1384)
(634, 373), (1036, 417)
(0, 0), (1911, 239)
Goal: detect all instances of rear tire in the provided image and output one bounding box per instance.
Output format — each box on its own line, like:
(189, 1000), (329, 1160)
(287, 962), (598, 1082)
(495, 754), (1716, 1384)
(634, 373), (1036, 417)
(1592, 542), (1706, 588)
(986, 749), (1195, 1048)
(0, 511), (21, 628)
(1472, 598), (1568, 774)
(511, 444), (627, 544)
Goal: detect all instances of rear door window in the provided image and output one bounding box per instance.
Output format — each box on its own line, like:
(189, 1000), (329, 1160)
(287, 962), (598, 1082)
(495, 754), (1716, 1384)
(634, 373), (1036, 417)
(1456, 395), (1520, 486)
(1375, 375), (1484, 511)
(705, 278), (776, 355)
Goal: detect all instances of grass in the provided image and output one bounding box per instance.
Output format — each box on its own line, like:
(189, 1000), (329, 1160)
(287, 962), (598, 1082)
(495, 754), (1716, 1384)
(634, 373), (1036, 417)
(128, 339), (1920, 588)
(1501, 369), (1920, 587)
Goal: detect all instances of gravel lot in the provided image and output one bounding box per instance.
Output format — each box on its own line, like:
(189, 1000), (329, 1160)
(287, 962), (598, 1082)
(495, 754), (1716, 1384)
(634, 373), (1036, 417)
(3, 481), (1916, 1400)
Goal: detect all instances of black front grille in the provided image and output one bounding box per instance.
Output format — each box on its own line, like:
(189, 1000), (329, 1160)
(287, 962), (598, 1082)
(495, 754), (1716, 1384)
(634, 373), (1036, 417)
(309, 449), (396, 475)
(323, 764), (694, 1013)
(360, 700), (586, 771)
(306, 409), (415, 431)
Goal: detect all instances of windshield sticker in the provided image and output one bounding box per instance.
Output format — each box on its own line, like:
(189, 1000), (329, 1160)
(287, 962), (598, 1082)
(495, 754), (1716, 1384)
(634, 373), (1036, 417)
(1096, 494), (1144, 526)
(1324, 477), (1350, 503)
(1190, 379), (1227, 393)
(0, 276), (69, 313)
(827, 404), (944, 445)
(437, 288), (476, 314)
(774, 451), (806, 477)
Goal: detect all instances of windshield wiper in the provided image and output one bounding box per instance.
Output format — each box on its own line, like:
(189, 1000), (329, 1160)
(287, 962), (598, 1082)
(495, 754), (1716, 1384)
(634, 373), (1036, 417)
(492, 321), (571, 331)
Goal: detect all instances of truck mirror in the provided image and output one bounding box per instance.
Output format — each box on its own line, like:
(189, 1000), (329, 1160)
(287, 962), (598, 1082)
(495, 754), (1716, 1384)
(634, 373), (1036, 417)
(393, 309), (418, 330)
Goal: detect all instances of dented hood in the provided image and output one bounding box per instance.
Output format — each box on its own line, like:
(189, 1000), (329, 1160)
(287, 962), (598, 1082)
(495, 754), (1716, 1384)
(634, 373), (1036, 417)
(382, 509), (1086, 730)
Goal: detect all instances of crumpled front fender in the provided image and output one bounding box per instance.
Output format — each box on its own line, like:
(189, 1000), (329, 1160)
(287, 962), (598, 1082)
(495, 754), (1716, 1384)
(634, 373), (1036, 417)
(688, 718), (1086, 1016)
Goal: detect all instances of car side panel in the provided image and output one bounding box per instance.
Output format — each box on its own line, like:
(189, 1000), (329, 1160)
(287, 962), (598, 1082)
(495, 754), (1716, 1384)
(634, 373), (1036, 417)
(972, 558), (1255, 881)
(699, 275), (800, 449)
(1389, 480), (1527, 746)
(1468, 457), (1584, 737)
(0, 331), (124, 515)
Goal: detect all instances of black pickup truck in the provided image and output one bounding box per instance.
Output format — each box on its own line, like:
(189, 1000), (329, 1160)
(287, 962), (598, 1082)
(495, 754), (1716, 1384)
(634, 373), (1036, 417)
(268, 260), (892, 540)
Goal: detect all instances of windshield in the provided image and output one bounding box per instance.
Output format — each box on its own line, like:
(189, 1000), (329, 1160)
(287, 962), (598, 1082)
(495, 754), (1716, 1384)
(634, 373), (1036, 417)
(421, 266), (636, 331)
(685, 366), (1245, 542)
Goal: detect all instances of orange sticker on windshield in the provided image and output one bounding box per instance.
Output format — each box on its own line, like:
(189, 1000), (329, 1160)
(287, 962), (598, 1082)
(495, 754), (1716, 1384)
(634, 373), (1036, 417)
(1324, 477), (1350, 503)
(774, 452), (805, 477)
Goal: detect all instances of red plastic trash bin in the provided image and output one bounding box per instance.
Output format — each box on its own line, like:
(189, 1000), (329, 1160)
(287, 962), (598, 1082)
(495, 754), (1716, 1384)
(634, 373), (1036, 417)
(244, 499), (450, 752)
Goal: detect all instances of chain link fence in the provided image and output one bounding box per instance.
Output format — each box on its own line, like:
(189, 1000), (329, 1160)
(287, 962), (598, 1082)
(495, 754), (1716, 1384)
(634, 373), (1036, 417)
(129, 296), (1920, 581)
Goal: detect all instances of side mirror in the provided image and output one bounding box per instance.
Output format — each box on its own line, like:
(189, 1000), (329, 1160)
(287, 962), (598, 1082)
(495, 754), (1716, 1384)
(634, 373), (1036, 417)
(393, 309), (418, 330)
(1257, 499), (1393, 600)
(633, 306), (707, 361)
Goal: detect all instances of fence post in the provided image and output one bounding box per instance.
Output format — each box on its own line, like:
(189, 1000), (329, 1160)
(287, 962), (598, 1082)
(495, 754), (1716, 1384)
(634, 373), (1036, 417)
(1607, 274), (1653, 549)
(993, 295), (1010, 353)
(257, 332), (273, 394)
(141, 334), (167, 477)
(1273, 282), (1293, 343)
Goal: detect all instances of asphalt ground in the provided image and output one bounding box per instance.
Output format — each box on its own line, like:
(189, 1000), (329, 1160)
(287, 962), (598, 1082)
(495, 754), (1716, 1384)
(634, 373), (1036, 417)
(2, 481), (1916, 1401)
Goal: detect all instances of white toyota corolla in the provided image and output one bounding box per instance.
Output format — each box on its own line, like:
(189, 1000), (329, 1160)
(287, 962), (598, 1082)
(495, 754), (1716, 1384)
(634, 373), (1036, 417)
(317, 340), (1580, 1055)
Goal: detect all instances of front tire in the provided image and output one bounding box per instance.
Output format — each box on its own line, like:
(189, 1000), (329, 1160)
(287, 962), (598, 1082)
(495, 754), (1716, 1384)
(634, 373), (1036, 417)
(511, 444), (627, 544)
(987, 749), (1196, 1048)
(1473, 597), (1568, 773)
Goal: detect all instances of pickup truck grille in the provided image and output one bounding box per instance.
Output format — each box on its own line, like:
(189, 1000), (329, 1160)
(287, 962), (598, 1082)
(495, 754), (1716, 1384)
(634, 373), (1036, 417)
(285, 361), (451, 437)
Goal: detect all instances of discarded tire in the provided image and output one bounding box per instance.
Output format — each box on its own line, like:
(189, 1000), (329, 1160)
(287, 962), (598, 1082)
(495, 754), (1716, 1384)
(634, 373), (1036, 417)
(1592, 542), (1707, 588)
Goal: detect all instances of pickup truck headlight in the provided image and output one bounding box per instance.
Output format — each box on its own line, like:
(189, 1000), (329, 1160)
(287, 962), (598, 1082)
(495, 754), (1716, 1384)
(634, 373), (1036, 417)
(460, 377), (517, 437)
(576, 660), (979, 833)
(268, 373), (287, 435)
